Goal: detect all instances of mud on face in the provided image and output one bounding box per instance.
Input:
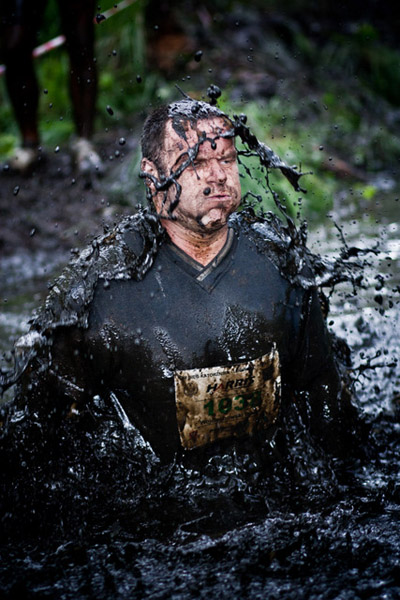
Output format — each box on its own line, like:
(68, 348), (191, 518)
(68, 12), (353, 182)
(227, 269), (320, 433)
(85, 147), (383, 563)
(139, 96), (305, 225)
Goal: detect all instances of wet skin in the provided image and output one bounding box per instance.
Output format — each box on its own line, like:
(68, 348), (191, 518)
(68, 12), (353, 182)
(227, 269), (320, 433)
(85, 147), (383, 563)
(141, 118), (242, 265)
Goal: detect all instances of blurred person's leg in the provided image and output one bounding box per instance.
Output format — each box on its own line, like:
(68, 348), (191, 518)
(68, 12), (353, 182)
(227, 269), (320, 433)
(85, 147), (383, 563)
(0, 0), (47, 170)
(58, 0), (102, 175)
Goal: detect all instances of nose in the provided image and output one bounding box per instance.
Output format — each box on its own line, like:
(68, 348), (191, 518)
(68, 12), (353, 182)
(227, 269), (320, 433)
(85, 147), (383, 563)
(206, 159), (227, 184)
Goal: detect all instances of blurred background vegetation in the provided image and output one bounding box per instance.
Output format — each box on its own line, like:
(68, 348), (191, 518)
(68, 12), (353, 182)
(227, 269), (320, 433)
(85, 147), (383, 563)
(1, 0), (400, 221)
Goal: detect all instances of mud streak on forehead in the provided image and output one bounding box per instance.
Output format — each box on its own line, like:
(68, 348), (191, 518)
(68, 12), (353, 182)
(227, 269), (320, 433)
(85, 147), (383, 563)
(162, 117), (235, 166)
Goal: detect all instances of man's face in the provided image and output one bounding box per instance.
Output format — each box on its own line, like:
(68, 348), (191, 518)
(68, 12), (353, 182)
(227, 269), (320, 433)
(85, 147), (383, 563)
(154, 117), (241, 234)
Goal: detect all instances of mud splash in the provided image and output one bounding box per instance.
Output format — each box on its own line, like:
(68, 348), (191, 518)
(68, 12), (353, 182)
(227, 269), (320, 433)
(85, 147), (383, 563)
(1, 94), (399, 599)
(1, 364), (399, 598)
(0, 93), (362, 394)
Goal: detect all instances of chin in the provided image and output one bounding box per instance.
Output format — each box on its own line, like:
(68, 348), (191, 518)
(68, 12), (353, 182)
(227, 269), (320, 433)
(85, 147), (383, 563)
(199, 217), (226, 231)
(199, 208), (230, 230)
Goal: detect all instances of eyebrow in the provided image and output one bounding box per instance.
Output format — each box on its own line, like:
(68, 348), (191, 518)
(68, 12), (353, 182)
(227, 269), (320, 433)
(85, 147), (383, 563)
(195, 148), (237, 160)
(166, 133), (237, 172)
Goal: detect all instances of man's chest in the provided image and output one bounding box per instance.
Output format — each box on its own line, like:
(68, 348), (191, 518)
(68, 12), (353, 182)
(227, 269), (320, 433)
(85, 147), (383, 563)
(86, 235), (302, 454)
(88, 238), (297, 374)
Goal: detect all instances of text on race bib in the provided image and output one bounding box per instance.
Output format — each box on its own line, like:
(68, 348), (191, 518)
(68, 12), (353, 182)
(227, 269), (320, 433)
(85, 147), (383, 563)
(174, 348), (280, 449)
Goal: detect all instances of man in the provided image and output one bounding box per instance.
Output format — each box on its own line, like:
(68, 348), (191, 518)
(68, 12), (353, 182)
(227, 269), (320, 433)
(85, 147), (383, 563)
(1, 98), (356, 461)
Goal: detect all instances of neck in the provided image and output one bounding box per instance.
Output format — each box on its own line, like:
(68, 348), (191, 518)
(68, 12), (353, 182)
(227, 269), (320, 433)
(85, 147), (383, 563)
(162, 220), (229, 266)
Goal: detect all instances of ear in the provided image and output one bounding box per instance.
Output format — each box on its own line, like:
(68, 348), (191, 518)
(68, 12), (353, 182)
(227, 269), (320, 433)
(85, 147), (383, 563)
(141, 157), (167, 214)
(141, 158), (159, 194)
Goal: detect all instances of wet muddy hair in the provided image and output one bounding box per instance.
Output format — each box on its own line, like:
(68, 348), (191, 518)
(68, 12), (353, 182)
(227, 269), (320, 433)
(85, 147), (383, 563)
(141, 98), (229, 172)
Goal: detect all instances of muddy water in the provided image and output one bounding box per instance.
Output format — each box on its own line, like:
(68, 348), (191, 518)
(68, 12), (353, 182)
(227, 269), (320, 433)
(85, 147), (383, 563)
(0, 192), (399, 598)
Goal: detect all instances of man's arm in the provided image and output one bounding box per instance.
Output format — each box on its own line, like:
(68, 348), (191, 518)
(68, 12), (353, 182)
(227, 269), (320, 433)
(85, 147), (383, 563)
(11, 325), (95, 422)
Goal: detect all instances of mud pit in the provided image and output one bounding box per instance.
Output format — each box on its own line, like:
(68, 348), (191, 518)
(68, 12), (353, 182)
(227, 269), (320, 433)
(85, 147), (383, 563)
(0, 103), (399, 599)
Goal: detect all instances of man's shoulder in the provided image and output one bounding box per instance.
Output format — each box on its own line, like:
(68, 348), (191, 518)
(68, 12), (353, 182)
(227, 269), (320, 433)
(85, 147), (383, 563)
(231, 208), (316, 286)
(231, 208), (293, 250)
(1, 210), (164, 395)
(33, 208), (165, 332)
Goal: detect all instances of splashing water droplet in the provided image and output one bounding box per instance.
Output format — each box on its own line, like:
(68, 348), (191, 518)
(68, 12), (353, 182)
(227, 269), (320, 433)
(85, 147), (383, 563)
(207, 84), (221, 106)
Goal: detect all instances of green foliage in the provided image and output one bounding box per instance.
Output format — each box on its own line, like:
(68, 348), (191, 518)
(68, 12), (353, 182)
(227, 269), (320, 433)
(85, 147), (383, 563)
(217, 98), (345, 221)
(216, 77), (400, 221)
(0, 134), (16, 157)
(361, 184), (377, 200)
(301, 22), (400, 106)
(38, 52), (74, 147)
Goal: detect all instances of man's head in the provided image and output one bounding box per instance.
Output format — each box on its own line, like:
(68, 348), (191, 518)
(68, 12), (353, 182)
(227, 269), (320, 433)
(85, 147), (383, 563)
(141, 99), (242, 235)
(141, 99), (228, 171)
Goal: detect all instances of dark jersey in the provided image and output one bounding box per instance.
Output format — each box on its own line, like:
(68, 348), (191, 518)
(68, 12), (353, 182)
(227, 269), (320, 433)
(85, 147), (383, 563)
(84, 225), (334, 455)
(10, 211), (343, 459)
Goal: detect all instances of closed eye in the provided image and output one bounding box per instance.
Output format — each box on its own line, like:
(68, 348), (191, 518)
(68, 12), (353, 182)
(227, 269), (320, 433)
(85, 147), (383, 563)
(220, 153), (237, 164)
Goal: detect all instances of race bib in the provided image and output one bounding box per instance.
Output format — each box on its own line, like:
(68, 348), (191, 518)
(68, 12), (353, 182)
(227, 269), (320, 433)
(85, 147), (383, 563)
(174, 348), (280, 449)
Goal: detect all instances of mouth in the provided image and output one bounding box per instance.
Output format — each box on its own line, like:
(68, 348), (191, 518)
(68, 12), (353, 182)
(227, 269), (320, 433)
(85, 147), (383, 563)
(206, 193), (230, 201)
(196, 195), (236, 229)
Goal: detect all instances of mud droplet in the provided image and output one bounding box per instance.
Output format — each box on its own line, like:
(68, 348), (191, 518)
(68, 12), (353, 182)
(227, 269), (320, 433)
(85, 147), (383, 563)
(13, 185), (20, 196)
(203, 187), (211, 196)
(194, 50), (203, 62)
(106, 105), (114, 116)
(319, 146), (324, 151)
(29, 228), (36, 237)
(136, 75), (142, 83)
(43, 89), (48, 94)
(95, 13), (106, 24)
(54, 146), (60, 153)
(119, 137), (126, 146)
(207, 84), (222, 106)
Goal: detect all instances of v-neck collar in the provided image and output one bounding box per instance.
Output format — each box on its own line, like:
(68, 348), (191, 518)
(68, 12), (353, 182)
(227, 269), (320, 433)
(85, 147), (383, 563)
(165, 228), (237, 290)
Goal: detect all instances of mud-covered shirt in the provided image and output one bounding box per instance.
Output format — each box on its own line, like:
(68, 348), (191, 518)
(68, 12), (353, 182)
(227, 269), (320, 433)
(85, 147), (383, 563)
(12, 212), (341, 458)
(84, 224), (336, 455)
